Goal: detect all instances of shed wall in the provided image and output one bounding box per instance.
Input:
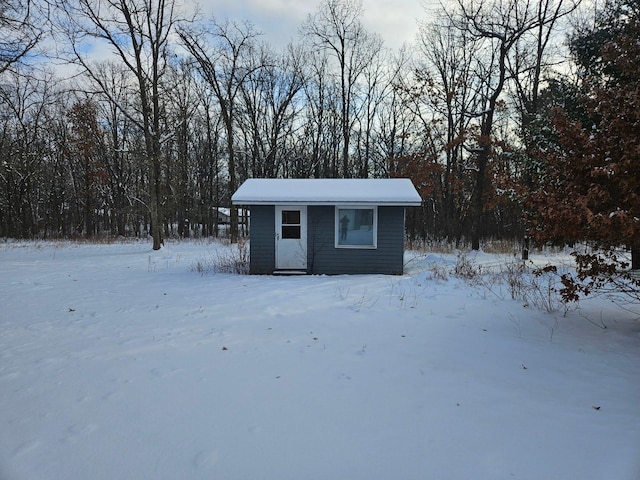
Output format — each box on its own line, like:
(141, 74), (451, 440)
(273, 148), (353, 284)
(248, 205), (275, 274)
(307, 206), (405, 275)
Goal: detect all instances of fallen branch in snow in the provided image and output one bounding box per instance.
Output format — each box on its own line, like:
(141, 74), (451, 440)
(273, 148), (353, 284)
(578, 310), (608, 330)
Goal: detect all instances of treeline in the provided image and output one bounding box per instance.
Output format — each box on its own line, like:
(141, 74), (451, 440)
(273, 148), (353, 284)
(0, 0), (629, 249)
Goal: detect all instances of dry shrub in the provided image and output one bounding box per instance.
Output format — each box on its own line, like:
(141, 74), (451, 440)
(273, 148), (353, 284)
(191, 240), (250, 275)
(428, 262), (449, 281)
(452, 252), (482, 279)
(450, 252), (573, 314)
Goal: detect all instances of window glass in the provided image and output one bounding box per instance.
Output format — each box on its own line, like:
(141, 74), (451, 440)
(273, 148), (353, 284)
(282, 225), (301, 239)
(282, 210), (300, 225)
(337, 208), (376, 247)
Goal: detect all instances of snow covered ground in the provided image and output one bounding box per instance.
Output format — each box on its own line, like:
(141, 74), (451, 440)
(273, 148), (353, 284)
(0, 239), (638, 480)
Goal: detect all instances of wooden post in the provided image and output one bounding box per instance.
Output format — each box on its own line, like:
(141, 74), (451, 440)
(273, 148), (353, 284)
(632, 248), (640, 270)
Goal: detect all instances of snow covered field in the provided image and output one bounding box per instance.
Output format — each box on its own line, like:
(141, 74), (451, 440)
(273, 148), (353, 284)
(1, 240), (639, 480)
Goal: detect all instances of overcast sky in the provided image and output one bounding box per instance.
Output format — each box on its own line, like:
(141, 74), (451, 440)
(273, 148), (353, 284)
(195, 0), (442, 51)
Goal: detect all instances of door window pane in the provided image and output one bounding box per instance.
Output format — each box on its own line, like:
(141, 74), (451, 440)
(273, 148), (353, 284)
(282, 210), (300, 225)
(282, 225), (301, 239)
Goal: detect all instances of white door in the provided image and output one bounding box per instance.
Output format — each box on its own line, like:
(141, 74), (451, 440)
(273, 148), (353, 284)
(275, 206), (307, 270)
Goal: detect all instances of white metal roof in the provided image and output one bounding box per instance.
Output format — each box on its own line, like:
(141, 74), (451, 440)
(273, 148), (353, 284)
(231, 178), (422, 206)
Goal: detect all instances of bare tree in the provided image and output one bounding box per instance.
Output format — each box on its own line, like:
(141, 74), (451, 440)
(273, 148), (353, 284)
(374, 47), (417, 177)
(353, 35), (389, 178)
(449, 0), (579, 250)
(238, 44), (306, 179)
(179, 19), (263, 243)
(163, 59), (199, 238)
(508, 0), (579, 154)
(0, 69), (56, 237)
(91, 62), (140, 237)
(301, 0), (381, 178)
(0, 0), (42, 74)
(191, 79), (224, 237)
(300, 49), (341, 178)
(59, 0), (181, 249)
(415, 18), (483, 243)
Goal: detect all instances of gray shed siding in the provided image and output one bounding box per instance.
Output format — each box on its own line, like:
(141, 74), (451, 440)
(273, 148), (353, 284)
(248, 205), (275, 274)
(246, 204), (406, 275)
(307, 206), (405, 275)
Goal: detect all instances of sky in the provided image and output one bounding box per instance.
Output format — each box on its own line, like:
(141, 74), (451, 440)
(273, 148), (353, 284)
(196, 0), (441, 51)
(36, 0), (446, 81)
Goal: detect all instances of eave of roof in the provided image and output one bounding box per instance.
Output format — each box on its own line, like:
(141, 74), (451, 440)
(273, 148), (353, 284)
(231, 178), (422, 206)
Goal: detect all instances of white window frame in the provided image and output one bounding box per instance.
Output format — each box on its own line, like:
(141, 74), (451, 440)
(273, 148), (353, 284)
(334, 205), (378, 249)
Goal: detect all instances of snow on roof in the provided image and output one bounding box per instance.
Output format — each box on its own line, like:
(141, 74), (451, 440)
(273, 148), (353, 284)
(231, 178), (422, 206)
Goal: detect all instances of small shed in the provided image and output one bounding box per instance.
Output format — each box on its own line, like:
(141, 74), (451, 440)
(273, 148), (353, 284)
(231, 178), (422, 275)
